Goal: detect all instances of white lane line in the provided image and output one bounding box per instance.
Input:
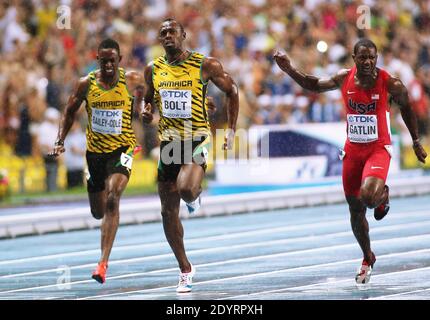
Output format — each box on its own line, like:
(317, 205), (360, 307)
(220, 265), (430, 300)
(368, 288), (430, 300)
(80, 248), (430, 300)
(0, 220), (345, 265)
(2, 220), (430, 280)
(1, 208), (428, 266)
(3, 236), (430, 296)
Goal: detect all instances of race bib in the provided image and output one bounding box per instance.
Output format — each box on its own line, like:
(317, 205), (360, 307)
(347, 114), (378, 143)
(120, 153), (133, 170)
(91, 108), (123, 134)
(160, 89), (192, 118)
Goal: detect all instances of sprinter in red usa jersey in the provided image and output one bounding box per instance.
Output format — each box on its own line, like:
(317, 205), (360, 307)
(274, 38), (427, 284)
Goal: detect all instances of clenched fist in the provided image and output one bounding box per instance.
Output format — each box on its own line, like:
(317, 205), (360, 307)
(273, 50), (292, 72)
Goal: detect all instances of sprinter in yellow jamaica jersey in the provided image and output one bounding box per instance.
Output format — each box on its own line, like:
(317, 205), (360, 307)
(49, 39), (145, 284)
(141, 18), (239, 293)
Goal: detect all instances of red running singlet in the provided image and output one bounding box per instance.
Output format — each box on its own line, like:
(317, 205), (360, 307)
(340, 66), (392, 197)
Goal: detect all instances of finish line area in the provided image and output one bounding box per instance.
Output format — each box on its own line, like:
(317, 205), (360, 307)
(0, 194), (429, 300)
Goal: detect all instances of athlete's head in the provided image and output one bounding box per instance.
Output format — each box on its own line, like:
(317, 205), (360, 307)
(158, 18), (186, 52)
(97, 38), (122, 78)
(352, 38), (378, 76)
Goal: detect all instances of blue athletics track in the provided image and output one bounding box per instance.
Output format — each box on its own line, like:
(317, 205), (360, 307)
(0, 194), (429, 300)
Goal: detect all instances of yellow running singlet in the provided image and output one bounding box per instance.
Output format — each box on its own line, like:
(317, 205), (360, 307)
(152, 51), (211, 141)
(85, 68), (136, 153)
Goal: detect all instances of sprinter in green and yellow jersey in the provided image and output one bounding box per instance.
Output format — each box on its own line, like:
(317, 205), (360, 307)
(49, 39), (145, 284)
(141, 18), (239, 293)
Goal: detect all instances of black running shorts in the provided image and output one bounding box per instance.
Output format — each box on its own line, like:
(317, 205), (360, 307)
(86, 145), (134, 193)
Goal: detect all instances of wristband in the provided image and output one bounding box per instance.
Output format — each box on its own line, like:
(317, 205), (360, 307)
(55, 139), (64, 146)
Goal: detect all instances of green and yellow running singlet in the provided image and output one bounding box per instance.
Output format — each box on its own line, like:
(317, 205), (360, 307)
(85, 68), (136, 153)
(152, 51), (211, 141)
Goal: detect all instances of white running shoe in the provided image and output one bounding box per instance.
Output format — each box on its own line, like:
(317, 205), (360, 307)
(186, 196), (201, 215)
(355, 263), (372, 284)
(176, 264), (196, 293)
(355, 253), (376, 284)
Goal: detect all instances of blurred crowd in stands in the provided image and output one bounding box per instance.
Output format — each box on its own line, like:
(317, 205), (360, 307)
(0, 0), (429, 190)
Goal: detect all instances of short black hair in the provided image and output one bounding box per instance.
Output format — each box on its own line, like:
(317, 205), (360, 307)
(98, 38), (120, 55)
(353, 38), (377, 55)
(162, 18), (184, 33)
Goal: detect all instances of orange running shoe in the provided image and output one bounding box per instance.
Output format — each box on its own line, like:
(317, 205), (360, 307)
(92, 262), (108, 284)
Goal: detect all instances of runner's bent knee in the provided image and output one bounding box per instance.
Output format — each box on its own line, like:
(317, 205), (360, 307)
(106, 190), (121, 212)
(178, 185), (199, 203)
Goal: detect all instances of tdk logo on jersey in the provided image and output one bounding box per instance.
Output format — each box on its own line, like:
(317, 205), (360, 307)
(348, 115), (376, 123)
(93, 109), (121, 117)
(162, 90), (190, 98)
(348, 99), (376, 114)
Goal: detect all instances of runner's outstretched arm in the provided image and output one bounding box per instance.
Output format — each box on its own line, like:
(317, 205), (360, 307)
(49, 77), (89, 157)
(201, 57), (239, 149)
(273, 49), (348, 92)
